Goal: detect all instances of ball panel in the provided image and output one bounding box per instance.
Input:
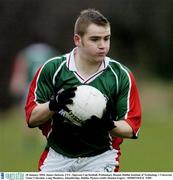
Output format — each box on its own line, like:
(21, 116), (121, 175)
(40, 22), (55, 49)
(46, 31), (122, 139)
(66, 85), (107, 126)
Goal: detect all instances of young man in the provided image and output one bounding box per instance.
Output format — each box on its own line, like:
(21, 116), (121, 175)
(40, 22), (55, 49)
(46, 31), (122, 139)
(25, 9), (141, 172)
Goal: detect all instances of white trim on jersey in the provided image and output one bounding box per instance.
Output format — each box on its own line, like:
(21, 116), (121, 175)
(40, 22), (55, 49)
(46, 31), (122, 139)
(119, 66), (131, 119)
(107, 63), (119, 94)
(66, 48), (77, 72)
(66, 48), (110, 84)
(108, 59), (132, 119)
(52, 61), (66, 86)
(33, 56), (64, 104)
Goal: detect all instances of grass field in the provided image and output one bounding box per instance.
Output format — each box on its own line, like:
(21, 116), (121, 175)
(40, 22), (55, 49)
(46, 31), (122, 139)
(0, 80), (173, 172)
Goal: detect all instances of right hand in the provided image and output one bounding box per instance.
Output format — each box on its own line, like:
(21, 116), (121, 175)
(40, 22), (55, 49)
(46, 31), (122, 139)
(49, 87), (77, 112)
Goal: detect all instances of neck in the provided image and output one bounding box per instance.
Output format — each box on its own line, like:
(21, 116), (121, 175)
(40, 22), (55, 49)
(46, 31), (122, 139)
(74, 49), (103, 79)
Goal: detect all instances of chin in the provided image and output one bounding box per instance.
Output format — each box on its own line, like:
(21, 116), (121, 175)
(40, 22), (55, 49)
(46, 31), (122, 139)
(90, 55), (105, 63)
(96, 56), (105, 62)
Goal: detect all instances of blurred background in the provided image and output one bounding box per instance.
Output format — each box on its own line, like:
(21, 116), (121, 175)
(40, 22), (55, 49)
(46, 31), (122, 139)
(0, 0), (173, 172)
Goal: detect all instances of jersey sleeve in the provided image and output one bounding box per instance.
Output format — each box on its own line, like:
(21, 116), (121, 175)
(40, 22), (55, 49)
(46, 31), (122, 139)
(116, 70), (141, 138)
(24, 61), (55, 123)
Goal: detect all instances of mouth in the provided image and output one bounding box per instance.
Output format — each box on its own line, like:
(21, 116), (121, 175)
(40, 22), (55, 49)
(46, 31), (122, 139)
(98, 51), (106, 56)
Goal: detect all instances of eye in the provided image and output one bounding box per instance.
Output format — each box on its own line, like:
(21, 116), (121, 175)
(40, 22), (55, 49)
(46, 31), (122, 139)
(90, 38), (99, 42)
(104, 36), (110, 41)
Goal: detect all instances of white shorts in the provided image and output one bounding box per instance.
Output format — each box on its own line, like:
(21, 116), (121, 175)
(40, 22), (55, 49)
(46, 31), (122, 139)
(40, 147), (119, 172)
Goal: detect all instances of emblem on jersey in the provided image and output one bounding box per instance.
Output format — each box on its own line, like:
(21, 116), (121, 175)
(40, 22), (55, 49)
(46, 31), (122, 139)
(104, 165), (114, 172)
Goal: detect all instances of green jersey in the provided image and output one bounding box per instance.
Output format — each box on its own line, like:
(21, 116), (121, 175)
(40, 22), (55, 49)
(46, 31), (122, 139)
(25, 48), (141, 158)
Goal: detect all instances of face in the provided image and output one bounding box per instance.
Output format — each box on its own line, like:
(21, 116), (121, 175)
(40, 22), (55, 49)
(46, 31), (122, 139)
(74, 23), (111, 63)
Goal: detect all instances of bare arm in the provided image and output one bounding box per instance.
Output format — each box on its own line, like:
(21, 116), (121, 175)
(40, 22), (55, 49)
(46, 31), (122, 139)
(28, 102), (55, 128)
(110, 120), (133, 138)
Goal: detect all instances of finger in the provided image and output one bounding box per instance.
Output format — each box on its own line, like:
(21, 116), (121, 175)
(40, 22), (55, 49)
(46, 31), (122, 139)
(63, 106), (70, 112)
(106, 100), (113, 113)
(63, 87), (77, 93)
(64, 99), (73, 105)
(65, 92), (76, 98)
(90, 115), (100, 120)
(83, 116), (99, 125)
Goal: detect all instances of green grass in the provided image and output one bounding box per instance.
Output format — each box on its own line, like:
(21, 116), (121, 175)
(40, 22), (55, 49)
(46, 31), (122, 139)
(121, 116), (173, 172)
(120, 80), (173, 172)
(0, 80), (173, 171)
(0, 108), (45, 171)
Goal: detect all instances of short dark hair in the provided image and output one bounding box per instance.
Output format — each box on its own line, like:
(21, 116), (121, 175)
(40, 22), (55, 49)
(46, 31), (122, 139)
(74, 9), (110, 36)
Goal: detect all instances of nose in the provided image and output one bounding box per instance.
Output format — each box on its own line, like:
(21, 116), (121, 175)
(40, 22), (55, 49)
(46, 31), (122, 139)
(98, 40), (106, 49)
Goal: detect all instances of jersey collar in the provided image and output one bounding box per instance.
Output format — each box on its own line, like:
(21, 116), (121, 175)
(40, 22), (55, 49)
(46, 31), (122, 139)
(66, 47), (110, 72)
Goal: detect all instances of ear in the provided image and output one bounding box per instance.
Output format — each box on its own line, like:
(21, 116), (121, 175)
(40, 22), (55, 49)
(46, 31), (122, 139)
(74, 34), (81, 47)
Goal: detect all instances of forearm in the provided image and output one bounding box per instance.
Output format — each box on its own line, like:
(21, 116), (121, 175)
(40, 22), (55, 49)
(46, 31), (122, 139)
(110, 120), (133, 138)
(28, 102), (54, 127)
